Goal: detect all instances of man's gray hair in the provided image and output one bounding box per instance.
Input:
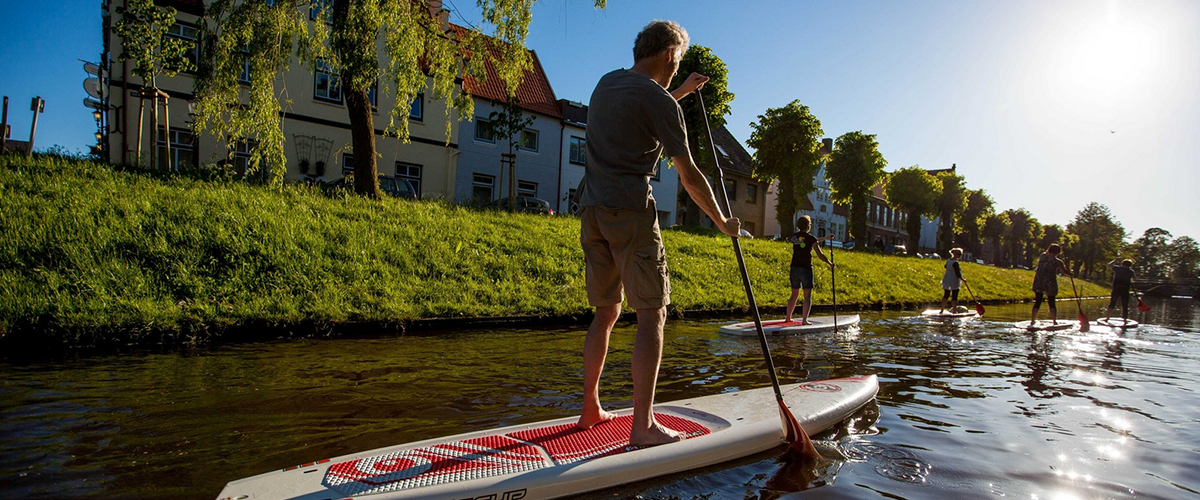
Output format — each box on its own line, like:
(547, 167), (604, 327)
(633, 20), (689, 61)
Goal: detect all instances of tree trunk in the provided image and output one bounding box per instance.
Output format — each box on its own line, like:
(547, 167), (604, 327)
(906, 216), (922, 256)
(346, 86), (381, 199)
(851, 193), (868, 248)
(776, 174), (796, 234)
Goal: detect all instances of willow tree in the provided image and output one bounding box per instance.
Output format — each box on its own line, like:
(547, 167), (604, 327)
(883, 166), (940, 256)
(670, 45), (733, 226)
(934, 170), (967, 254)
(192, 0), (602, 196)
(825, 131), (887, 248)
(746, 100), (823, 234)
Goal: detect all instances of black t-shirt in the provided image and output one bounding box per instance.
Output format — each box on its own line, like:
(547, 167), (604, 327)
(790, 232), (819, 268)
(1112, 265), (1135, 287)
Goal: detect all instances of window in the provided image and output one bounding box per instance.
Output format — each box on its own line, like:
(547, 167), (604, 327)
(724, 179), (736, 201)
(368, 83), (378, 109)
(472, 174), (495, 202)
(409, 93), (423, 121)
(518, 129), (538, 152)
(314, 60), (342, 103)
(745, 184), (758, 204)
(819, 205), (827, 213)
(157, 127), (196, 170)
(517, 180), (537, 198)
(238, 53), (251, 84)
(474, 117), (495, 143)
(341, 153), (354, 175)
(396, 162), (422, 198)
(568, 136), (586, 165)
(310, 0), (334, 23)
(166, 23), (199, 73)
(567, 188), (580, 215)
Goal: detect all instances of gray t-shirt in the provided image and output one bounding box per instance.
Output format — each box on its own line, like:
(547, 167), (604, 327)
(577, 69), (690, 210)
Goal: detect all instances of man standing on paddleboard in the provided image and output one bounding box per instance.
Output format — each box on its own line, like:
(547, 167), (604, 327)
(575, 20), (740, 446)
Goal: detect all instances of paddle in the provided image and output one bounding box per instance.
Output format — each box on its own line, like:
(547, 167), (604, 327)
(696, 88), (820, 459)
(1136, 288), (1151, 313)
(1068, 273), (1090, 332)
(963, 280), (986, 316)
(830, 241), (838, 333)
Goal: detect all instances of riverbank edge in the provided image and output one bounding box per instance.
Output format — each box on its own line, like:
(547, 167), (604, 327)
(0, 296), (1110, 356)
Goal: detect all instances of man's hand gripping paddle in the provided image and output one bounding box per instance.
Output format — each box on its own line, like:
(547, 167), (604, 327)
(696, 88), (820, 459)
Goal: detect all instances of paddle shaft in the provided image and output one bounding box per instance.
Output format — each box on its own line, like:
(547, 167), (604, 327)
(830, 243), (838, 333)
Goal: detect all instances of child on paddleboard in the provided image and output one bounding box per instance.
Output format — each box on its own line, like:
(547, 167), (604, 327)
(939, 248), (967, 313)
(1105, 258), (1136, 322)
(1030, 243), (1073, 325)
(785, 215), (834, 324)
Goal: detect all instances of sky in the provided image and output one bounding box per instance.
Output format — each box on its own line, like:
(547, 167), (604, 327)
(2, 0), (1197, 242)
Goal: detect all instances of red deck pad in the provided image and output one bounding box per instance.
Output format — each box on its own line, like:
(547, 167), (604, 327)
(508, 413), (711, 465)
(322, 413), (711, 495)
(323, 434), (546, 496)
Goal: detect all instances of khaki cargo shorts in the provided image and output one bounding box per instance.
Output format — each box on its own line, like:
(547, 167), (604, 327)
(579, 202), (670, 310)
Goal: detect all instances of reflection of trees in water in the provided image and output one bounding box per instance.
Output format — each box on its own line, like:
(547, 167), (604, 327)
(1022, 331), (1060, 399)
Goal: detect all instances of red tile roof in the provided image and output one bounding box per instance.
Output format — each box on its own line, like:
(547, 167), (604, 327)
(451, 25), (561, 119)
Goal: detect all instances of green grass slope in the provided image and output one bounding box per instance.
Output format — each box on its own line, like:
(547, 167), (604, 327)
(0, 154), (1109, 347)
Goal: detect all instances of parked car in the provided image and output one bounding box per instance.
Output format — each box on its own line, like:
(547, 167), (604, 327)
(328, 176), (417, 200)
(489, 196), (555, 215)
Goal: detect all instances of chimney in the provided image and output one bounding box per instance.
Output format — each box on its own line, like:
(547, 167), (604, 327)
(821, 138), (833, 154)
(427, 0), (449, 31)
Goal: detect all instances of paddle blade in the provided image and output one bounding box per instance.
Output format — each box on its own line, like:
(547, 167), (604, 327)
(1137, 298), (1150, 312)
(1079, 312), (1090, 332)
(778, 403), (821, 459)
(975, 302), (986, 316)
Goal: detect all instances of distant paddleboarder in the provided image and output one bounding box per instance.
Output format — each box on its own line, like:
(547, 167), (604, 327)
(1105, 258), (1136, 322)
(939, 248), (967, 313)
(575, 20), (739, 447)
(1029, 243), (1073, 326)
(785, 215), (834, 324)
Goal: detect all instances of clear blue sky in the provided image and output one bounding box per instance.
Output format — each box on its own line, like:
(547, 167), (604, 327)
(3, 0), (1197, 242)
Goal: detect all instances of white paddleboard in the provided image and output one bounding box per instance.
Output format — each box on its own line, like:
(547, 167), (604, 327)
(719, 314), (861, 336)
(215, 375), (878, 500)
(1096, 317), (1139, 328)
(1020, 320), (1075, 332)
(920, 309), (979, 319)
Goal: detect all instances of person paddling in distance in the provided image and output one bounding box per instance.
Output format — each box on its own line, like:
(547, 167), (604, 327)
(784, 215), (834, 324)
(1030, 243), (1073, 325)
(939, 248), (967, 313)
(575, 20), (740, 447)
(1105, 258), (1136, 323)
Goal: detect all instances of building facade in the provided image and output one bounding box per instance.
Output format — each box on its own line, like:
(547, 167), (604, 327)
(101, 0), (463, 199)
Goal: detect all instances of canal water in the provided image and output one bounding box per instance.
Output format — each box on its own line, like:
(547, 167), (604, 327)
(2, 298), (1198, 499)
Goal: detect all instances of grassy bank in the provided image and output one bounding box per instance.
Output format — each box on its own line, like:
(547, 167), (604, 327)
(1, 154), (1109, 348)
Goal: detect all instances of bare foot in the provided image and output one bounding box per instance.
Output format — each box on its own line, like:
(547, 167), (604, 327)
(577, 409), (617, 430)
(629, 421), (685, 447)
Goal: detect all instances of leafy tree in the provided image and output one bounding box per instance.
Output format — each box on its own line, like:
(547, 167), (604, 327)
(934, 170), (967, 254)
(1167, 236), (1200, 279)
(982, 212), (1010, 265)
(826, 131), (887, 248)
(1127, 227), (1172, 278)
(486, 94), (534, 210)
(1003, 208), (1034, 268)
(960, 189), (993, 256)
(746, 100), (823, 234)
(192, 0), (602, 194)
(672, 45), (733, 225)
(1040, 224), (1066, 250)
(883, 166), (940, 256)
(113, 0), (195, 88)
(1066, 202), (1126, 278)
(1023, 216), (1043, 269)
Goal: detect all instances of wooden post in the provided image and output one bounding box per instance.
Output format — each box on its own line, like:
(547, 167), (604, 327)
(28, 96), (44, 155)
(161, 91), (172, 171)
(1, 96), (8, 152)
(149, 90), (158, 169)
(136, 94), (146, 166)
